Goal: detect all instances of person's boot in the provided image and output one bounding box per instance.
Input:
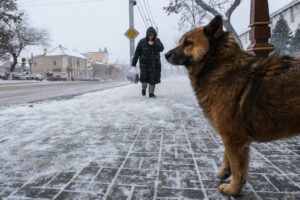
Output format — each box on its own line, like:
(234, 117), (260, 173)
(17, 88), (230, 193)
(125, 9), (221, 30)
(149, 93), (157, 98)
(142, 89), (146, 96)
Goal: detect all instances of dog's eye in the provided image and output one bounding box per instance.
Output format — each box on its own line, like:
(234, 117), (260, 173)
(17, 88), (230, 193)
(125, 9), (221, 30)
(184, 40), (193, 47)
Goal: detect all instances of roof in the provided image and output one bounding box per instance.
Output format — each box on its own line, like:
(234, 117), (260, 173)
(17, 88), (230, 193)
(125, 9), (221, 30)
(86, 52), (108, 55)
(86, 47), (108, 54)
(0, 60), (5, 66)
(270, 0), (300, 18)
(0, 61), (11, 68)
(239, 0), (300, 36)
(47, 45), (87, 59)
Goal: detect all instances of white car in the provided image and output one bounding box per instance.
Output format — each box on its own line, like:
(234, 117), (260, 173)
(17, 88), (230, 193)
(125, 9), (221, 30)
(27, 74), (43, 81)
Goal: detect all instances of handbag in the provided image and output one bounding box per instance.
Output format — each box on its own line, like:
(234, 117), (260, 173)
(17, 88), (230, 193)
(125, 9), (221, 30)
(127, 67), (139, 84)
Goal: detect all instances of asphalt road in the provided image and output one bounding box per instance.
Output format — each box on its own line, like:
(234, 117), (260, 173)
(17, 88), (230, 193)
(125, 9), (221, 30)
(0, 80), (128, 107)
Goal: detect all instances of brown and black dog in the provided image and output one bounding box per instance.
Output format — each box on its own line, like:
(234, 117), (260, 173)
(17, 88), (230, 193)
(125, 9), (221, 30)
(165, 15), (300, 196)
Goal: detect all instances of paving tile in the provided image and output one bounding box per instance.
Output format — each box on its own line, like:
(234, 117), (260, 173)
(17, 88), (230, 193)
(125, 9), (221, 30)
(2, 80), (300, 200)
(14, 186), (59, 199)
(54, 191), (103, 200)
(157, 188), (204, 199)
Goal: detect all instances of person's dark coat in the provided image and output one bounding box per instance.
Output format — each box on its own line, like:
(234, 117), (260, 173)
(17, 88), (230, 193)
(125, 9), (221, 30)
(132, 27), (164, 84)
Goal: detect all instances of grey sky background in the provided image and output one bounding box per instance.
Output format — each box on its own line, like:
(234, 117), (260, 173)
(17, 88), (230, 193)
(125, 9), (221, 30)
(18, 0), (293, 64)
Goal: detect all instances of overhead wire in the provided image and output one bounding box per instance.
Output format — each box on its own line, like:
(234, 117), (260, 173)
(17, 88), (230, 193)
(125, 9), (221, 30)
(141, 0), (153, 27)
(137, 0), (150, 27)
(19, 0), (40, 4)
(136, 2), (148, 28)
(146, 0), (155, 25)
(19, 0), (105, 7)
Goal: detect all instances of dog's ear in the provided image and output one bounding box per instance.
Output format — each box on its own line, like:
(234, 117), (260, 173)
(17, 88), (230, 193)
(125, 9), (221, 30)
(204, 15), (223, 39)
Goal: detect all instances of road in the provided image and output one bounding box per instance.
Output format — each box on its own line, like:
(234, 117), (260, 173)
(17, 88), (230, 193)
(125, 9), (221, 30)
(0, 81), (128, 107)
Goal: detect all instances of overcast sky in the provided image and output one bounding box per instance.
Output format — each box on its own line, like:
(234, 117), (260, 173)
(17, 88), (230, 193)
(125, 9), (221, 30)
(17, 0), (294, 64)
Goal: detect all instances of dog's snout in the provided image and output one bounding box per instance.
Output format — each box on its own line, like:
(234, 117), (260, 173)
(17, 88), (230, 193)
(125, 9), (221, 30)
(165, 52), (172, 60)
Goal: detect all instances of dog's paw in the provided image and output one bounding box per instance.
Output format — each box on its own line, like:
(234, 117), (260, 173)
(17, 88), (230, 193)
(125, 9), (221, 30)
(218, 183), (241, 196)
(217, 168), (231, 180)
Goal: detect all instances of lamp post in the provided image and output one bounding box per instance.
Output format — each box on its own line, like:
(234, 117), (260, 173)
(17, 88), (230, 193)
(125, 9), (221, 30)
(247, 0), (274, 57)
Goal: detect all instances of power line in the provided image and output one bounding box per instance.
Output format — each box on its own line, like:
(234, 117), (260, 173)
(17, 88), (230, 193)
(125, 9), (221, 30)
(136, 2), (148, 28)
(146, 0), (155, 24)
(19, 0), (50, 4)
(137, 1), (150, 27)
(141, 0), (153, 26)
(19, 0), (40, 4)
(19, 0), (104, 7)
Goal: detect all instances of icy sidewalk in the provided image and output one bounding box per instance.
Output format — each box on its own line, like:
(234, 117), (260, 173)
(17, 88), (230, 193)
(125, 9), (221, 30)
(0, 77), (299, 200)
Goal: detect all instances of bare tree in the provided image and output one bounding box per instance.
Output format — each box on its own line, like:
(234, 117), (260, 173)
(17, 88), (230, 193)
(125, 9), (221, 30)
(0, 0), (23, 60)
(0, 0), (22, 23)
(164, 0), (208, 31)
(164, 0), (243, 47)
(1, 18), (49, 79)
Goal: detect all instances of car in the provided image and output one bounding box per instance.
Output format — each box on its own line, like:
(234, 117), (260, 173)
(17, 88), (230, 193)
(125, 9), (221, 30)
(47, 75), (67, 81)
(27, 74), (43, 81)
(12, 72), (26, 80)
(0, 73), (9, 80)
(80, 77), (100, 81)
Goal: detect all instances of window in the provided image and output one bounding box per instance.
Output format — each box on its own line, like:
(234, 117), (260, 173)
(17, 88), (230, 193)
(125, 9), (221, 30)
(68, 58), (72, 67)
(53, 61), (56, 66)
(34, 62), (37, 66)
(77, 59), (80, 67)
(290, 6), (294, 23)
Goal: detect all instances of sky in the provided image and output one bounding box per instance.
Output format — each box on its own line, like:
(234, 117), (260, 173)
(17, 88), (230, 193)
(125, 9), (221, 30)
(17, 0), (295, 64)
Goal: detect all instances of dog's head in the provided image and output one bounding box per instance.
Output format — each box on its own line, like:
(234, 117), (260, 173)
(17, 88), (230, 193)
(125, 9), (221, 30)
(165, 15), (224, 67)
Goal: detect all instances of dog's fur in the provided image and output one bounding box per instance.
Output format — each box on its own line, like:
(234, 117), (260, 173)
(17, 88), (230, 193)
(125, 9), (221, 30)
(165, 15), (300, 196)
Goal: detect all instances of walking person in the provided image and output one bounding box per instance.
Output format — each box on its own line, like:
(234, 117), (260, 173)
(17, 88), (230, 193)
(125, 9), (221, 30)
(132, 27), (164, 98)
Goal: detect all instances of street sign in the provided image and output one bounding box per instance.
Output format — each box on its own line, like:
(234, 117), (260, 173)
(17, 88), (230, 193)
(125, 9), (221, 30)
(124, 27), (139, 40)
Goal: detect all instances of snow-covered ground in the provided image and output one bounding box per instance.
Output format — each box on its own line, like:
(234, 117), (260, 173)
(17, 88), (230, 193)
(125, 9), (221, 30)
(0, 77), (192, 174)
(0, 76), (299, 200)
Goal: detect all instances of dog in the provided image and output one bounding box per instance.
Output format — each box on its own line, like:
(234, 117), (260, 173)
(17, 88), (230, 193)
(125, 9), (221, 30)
(165, 15), (300, 196)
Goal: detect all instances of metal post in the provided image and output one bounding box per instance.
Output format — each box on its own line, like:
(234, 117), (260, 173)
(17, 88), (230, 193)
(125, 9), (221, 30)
(129, 0), (135, 64)
(247, 0), (274, 57)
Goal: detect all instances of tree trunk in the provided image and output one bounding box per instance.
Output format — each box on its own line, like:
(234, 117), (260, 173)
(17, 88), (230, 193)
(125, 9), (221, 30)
(195, 0), (243, 48)
(223, 19), (243, 48)
(8, 53), (17, 80)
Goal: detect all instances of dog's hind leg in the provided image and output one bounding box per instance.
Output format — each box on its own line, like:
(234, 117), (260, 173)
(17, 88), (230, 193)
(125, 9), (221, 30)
(218, 138), (250, 196)
(217, 150), (231, 180)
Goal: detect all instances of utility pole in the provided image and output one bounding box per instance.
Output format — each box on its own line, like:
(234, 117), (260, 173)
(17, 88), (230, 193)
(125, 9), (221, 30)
(129, 0), (136, 64)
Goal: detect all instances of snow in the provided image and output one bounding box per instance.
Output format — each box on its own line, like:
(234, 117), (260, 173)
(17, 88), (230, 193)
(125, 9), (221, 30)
(0, 77), (192, 180)
(0, 80), (44, 84)
(1, 76), (299, 199)
(47, 45), (87, 59)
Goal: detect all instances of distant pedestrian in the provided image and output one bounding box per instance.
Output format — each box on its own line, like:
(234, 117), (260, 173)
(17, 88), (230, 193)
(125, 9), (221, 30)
(132, 27), (164, 98)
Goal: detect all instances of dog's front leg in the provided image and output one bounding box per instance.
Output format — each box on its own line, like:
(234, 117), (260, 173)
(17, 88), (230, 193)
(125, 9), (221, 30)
(217, 150), (231, 180)
(218, 139), (250, 196)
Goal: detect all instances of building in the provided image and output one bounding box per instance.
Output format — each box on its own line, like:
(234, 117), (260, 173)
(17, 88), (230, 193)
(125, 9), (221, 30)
(239, 0), (300, 49)
(88, 60), (108, 78)
(30, 45), (88, 80)
(0, 60), (29, 76)
(85, 48), (110, 79)
(85, 48), (109, 64)
(0, 61), (10, 76)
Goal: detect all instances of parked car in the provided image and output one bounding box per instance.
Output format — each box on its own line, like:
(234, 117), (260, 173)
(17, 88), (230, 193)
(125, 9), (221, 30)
(80, 77), (100, 81)
(0, 73), (9, 80)
(27, 74), (43, 81)
(47, 75), (67, 81)
(12, 72), (27, 80)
